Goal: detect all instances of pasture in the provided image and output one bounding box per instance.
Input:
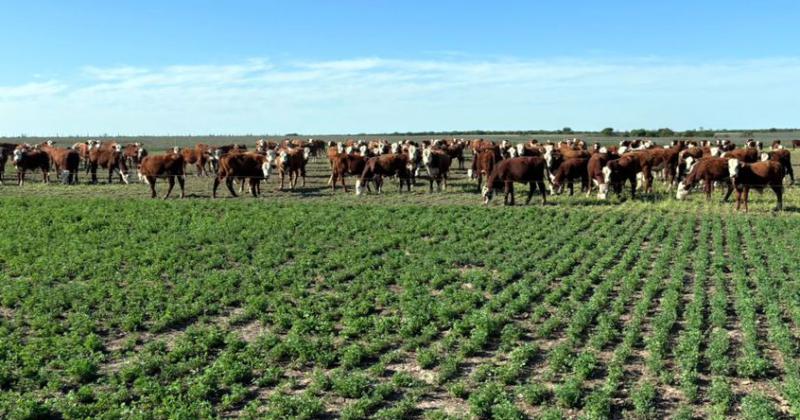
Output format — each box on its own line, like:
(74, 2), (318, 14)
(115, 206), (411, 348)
(1, 135), (800, 419)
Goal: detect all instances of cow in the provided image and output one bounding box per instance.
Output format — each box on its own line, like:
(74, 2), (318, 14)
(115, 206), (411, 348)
(329, 151), (368, 192)
(469, 148), (500, 193)
(599, 153), (642, 199)
(40, 143), (81, 184)
(12, 148), (50, 186)
(276, 147), (310, 190)
(549, 157), (589, 196)
(720, 147), (759, 163)
(123, 143), (147, 170)
(138, 152), (185, 199)
(356, 153), (412, 195)
(675, 157), (734, 202)
(482, 156), (547, 206)
(440, 140), (466, 169)
(88, 144), (129, 184)
(728, 159), (785, 212)
(421, 148), (452, 192)
(212, 151), (275, 198)
(0, 142), (18, 184)
(180, 144), (213, 176)
(792, 140), (800, 150)
(761, 149), (794, 184)
(210, 144), (248, 172)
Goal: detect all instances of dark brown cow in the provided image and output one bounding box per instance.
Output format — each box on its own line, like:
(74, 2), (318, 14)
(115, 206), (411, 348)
(356, 153), (412, 195)
(88, 144), (129, 184)
(0, 142), (18, 184)
(549, 157), (589, 196)
(599, 153), (642, 199)
(587, 149), (617, 198)
(421, 148), (452, 192)
(482, 156), (547, 206)
(761, 149), (794, 184)
(330, 152), (367, 192)
(441, 140), (466, 169)
(728, 159), (785, 211)
(720, 147), (759, 163)
(12, 148), (50, 185)
(213, 151), (275, 198)
(276, 147), (310, 190)
(40, 143), (81, 184)
(675, 157), (734, 201)
(138, 153), (185, 199)
(469, 148), (500, 193)
(792, 140), (800, 149)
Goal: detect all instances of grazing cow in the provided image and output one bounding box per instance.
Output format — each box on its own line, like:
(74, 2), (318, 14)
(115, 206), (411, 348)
(469, 148), (500, 193)
(212, 151), (275, 198)
(587, 149), (618, 198)
(181, 144), (213, 176)
(138, 153), (185, 199)
(276, 147), (310, 190)
(728, 159), (785, 211)
(40, 143), (81, 184)
(421, 148), (452, 192)
(12, 148), (50, 185)
(0, 142), (18, 184)
(761, 149), (794, 184)
(482, 156), (547, 206)
(88, 144), (129, 184)
(330, 152), (368, 192)
(599, 153), (642, 199)
(549, 157), (589, 196)
(675, 157), (734, 201)
(356, 153), (412, 195)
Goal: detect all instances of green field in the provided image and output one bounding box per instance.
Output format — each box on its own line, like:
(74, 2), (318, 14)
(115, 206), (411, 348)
(1, 135), (800, 419)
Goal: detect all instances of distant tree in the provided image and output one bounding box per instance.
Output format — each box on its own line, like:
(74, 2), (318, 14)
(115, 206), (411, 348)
(561, 127), (573, 134)
(630, 128), (647, 137)
(600, 127), (614, 136)
(657, 128), (674, 137)
(768, 127), (778, 132)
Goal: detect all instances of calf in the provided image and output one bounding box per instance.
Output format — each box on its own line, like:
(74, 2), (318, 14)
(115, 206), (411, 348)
(330, 152), (367, 193)
(482, 156), (547, 206)
(88, 144), (130, 184)
(599, 154), (642, 199)
(728, 159), (785, 211)
(41, 143), (81, 184)
(675, 157), (734, 201)
(761, 149), (794, 184)
(421, 148), (452, 192)
(587, 149), (617, 198)
(138, 153), (185, 198)
(12, 148), (50, 185)
(469, 148), (500, 192)
(549, 157), (589, 196)
(276, 147), (310, 190)
(213, 151), (275, 198)
(356, 153), (412, 195)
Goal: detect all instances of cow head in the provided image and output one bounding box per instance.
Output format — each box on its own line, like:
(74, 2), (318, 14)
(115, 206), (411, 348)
(390, 142), (400, 154)
(12, 148), (23, 163)
(676, 181), (690, 200)
(760, 152), (770, 162)
(303, 147), (311, 161)
(421, 148), (432, 166)
(618, 146), (628, 155)
(355, 179), (363, 196)
(262, 150), (276, 180)
(481, 184), (492, 205)
(728, 158), (741, 179)
(337, 142), (345, 154)
(137, 147), (146, 161)
(172, 146), (181, 155)
(114, 143), (122, 153)
(277, 150), (289, 170)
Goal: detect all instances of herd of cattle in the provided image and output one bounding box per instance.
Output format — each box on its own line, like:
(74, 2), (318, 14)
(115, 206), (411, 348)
(0, 137), (797, 211)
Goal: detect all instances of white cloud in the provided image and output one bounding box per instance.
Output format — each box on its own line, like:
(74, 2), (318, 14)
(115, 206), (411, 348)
(1, 56), (799, 135)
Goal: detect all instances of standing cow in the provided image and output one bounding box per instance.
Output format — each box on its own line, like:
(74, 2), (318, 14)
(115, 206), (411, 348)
(213, 151), (275, 198)
(729, 159), (785, 212)
(12, 148), (50, 186)
(41, 142), (81, 184)
(138, 153), (185, 199)
(421, 148), (452, 192)
(88, 144), (129, 184)
(482, 156), (547, 206)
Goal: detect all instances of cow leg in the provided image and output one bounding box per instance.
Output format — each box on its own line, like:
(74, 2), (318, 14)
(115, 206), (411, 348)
(212, 176), (221, 198)
(164, 176), (175, 199)
(330, 172), (337, 191)
(239, 177), (246, 194)
(525, 181), (535, 205)
(177, 175), (185, 198)
(722, 181), (733, 202)
(743, 187), (750, 213)
(429, 176), (434, 193)
(301, 168), (306, 187)
(704, 179), (712, 200)
(477, 175), (482, 194)
(226, 177), (237, 197)
(147, 176), (157, 198)
(17, 170), (23, 186)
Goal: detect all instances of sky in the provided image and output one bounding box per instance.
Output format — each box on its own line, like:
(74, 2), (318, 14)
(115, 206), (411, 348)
(1, 0), (799, 136)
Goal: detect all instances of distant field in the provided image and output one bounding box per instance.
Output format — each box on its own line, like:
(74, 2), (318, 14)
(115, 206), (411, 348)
(1, 135), (799, 418)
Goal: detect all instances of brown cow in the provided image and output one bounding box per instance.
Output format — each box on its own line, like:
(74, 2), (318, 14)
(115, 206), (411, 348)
(123, 143), (147, 170)
(88, 144), (129, 184)
(587, 149), (618, 198)
(599, 153), (642, 199)
(792, 140), (800, 150)
(421, 148), (452, 192)
(12, 148), (50, 185)
(482, 156), (547, 206)
(728, 159), (785, 211)
(356, 153), (412, 195)
(212, 151), (275, 198)
(469, 148), (500, 193)
(330, 151), (368, 192)
(181, 144), (212, 176)
(441, 140), (466, 169)
(138, 153), (185, 199)
(549, 157), (589, 196)
(720, 147), (759, 163)
(40, 143), (81, 184)
(0, 142), (18, 184)
(761, 149), (794, 184)
(675, 157), (734, 201)
(276, 147), (310, 190)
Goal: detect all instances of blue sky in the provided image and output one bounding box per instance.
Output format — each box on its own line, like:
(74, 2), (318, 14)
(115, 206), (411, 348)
(1, 1), (799, 135)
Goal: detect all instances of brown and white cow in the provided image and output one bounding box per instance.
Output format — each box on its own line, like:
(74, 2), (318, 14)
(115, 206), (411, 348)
(549, 157), (589, 196)
(0, 142), (18, 184)
(792, 140), (800, 150)
(138, 153), (185, 199)
(356, 153), (412, 195)
(675, 157), (734, 202)
(180, 144), (213, 176)
(329, 151), (368, 192)
(728, 159), (785, 211)
(599, 153), (642, 199)
(587, 148), (618, 198)
(469, 147), (500, 193)
(12, 148), (50, 185)
(761, 149), (794, 184)
(40, 142), (81, 184)
(88, 144), (129, 184)
(212, 151), (275, 198)
(421, 147), (452, 192)
(123, 143), (147, 171)
(276, 147), (310, 190)
(482, 156), (547, 206)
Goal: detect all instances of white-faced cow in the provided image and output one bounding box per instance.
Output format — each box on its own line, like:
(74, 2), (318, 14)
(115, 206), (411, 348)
(482, 156), (547, 206)
(40, 142), (81, 184)
(276, 147), (310, 190)
(12, 148), (50, 185)
(88, 143), (129, 184)
(728, 159), (785, 212)
(356, 153), (412, 195)
(675, 157), (734, 202)
(213, 151), (275, 198)
(138, 152), (185, 199)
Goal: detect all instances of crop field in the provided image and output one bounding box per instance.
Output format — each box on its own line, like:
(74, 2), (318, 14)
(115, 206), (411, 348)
(1, 137), (800, 419)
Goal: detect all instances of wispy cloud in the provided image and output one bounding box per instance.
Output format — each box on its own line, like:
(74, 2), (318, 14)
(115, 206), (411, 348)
(2, 56), (799, 135)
